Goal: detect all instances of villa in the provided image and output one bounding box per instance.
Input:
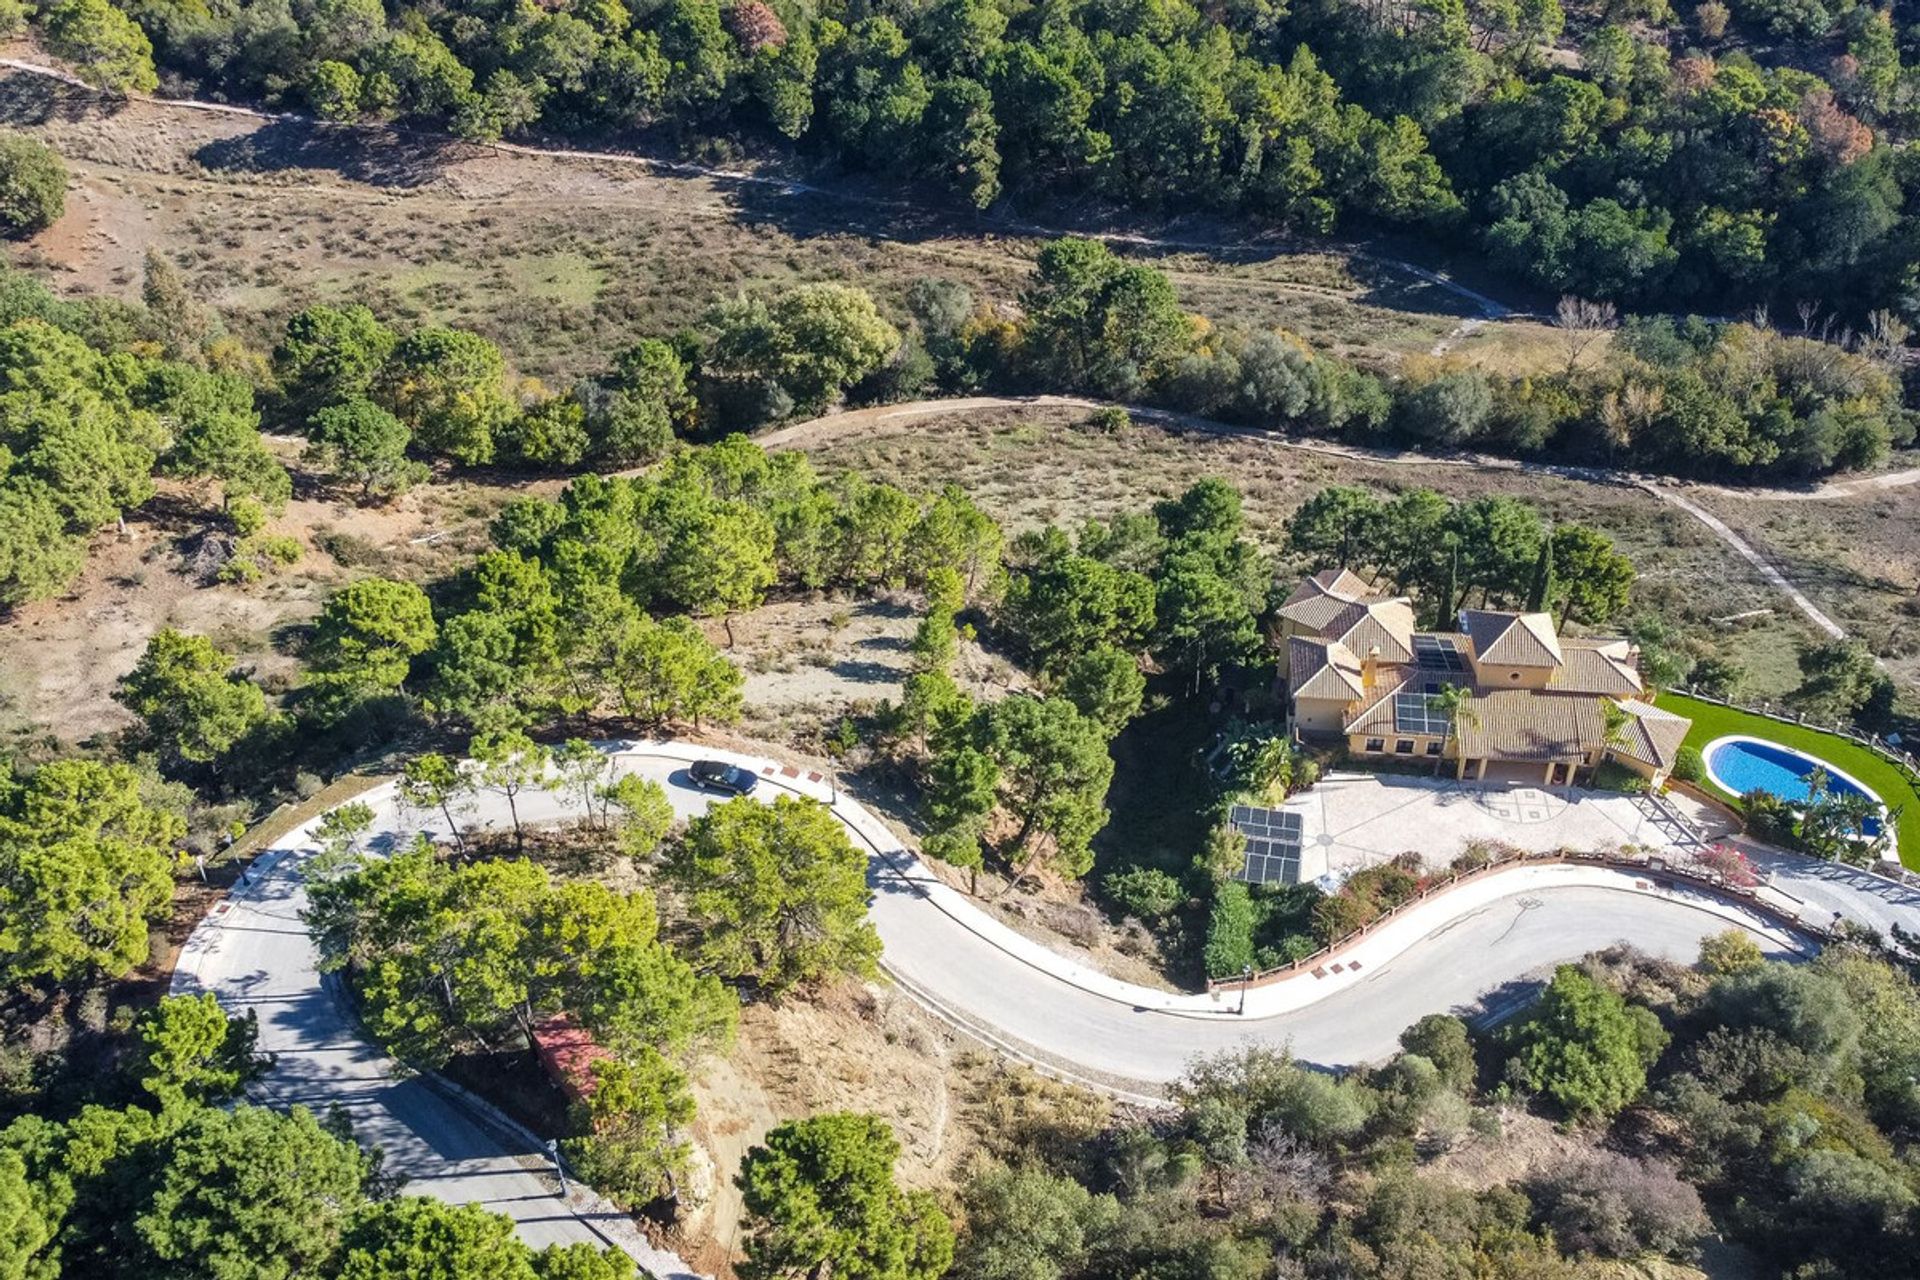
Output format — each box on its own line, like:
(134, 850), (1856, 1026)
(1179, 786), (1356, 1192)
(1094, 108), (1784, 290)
(1278, 568), (1692, 787)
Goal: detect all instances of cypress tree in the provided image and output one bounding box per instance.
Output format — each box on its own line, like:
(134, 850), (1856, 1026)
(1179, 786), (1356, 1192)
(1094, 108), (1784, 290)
(1438, 542), (1459, 629)
(1527, 536), (1555, 614)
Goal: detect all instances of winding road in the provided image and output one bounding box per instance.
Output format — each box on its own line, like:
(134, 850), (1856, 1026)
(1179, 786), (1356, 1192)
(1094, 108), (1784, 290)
(171, 738), (1920, 1274)
(34, 40), (1914, 1271)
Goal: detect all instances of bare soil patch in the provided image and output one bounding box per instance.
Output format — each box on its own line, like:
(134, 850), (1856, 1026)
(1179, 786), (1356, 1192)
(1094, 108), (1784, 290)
(0, 461), (507, 746)
(712, 592), (1027, 745)
(683, 982), (966, 1275)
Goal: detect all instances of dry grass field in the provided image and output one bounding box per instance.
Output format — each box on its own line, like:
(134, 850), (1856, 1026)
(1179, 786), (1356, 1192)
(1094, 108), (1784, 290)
(796, 404), (1827, 697)
(0, 63), (1551, 384)
(1689, 487), (1920, 693)
(0, 57), (1899, 735)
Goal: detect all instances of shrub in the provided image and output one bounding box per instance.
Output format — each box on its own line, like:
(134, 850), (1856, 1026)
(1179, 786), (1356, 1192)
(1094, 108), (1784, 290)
(1203, 880), (1255, 978)
(1275, 932), (1319, 964)
(1693, 843), (1758, 888)
(0, 134), (66, 236)
(1400, 1014), (1476, 1094)
(1591, 760), (1647, 793)
(1697, 929), (1765, 976)
(1672, 745), (1705, 784)
(1104, 866), (1186, 921)
(1311, 891), (1372, 944)
(1527, 1151), (1708, 1259)
(1741, 787), (1797, 842)
(1705, 964), (1860, 1059)
(1176, 1046), (1373, 1149)
(1084, 406), (1129, 433)
(1506, 966), (1668, 1120)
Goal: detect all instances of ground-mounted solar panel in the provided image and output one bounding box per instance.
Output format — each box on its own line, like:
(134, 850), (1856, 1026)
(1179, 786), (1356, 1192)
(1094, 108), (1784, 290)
(1228, 804), (1304, 885)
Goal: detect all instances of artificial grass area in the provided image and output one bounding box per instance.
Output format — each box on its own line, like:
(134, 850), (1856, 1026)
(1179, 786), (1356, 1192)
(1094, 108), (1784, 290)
(1656, 691), (1920, 871)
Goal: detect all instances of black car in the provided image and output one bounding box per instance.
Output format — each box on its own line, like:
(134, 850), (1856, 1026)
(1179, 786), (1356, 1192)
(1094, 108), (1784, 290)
(689, 759), (759, 795)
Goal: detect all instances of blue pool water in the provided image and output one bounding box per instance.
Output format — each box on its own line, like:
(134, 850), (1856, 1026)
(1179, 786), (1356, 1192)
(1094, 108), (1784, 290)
(1706, 737), (1883, 834)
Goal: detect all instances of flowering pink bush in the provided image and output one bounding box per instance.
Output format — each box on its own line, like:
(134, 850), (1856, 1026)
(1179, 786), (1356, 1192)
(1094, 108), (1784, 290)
(1695, 843), (1759, 889)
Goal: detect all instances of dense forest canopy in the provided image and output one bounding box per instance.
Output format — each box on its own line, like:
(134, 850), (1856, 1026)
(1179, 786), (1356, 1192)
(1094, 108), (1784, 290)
(21, 0), (1920, 317)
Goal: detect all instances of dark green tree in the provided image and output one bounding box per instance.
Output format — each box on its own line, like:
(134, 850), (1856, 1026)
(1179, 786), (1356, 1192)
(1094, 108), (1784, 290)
(0, 135), (66, 237)
(736, 1113), (954, 1280)
(114, 629), (270, 768)
(1507, 966), (1667, 1120)
(671, 795), (881, 994)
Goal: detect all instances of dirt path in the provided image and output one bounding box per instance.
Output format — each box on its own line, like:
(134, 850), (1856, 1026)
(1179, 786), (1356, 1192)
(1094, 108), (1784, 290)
(0, 55), (1510, 326)
(3, 55), (1900, 656)
(761, 395), (1880, 650)
(1644, 485), (1849, 641)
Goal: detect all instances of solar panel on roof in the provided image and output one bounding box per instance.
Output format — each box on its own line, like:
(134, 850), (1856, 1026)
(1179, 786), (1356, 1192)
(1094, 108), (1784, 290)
(1414, 635), (1469, 673)
(1393, 690), (1452, 737)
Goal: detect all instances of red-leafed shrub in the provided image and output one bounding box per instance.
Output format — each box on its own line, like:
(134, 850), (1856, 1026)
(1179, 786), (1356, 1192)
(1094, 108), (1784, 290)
(724, 0), (787, 53)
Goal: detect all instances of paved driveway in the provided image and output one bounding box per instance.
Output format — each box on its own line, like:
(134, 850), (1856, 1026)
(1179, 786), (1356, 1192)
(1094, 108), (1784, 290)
(1284, 772), (1705, 881)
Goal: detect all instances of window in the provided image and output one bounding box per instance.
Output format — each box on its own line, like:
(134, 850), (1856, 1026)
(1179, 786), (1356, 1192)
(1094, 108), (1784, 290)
(1395, 739), (1415, 755)
(1364, 737), (1385, 753)
(1425, 740), (1443, 756)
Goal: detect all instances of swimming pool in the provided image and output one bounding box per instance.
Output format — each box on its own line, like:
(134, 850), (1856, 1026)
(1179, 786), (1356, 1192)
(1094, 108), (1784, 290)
(1703, 735), (1886, 833)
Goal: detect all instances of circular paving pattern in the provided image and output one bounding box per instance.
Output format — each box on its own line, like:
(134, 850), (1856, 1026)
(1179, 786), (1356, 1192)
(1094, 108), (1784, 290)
(1473, 786), (1569, 825)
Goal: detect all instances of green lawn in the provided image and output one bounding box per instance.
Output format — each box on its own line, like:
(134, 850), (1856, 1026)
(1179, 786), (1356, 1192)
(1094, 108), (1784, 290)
(1656, 691), (1920, 871)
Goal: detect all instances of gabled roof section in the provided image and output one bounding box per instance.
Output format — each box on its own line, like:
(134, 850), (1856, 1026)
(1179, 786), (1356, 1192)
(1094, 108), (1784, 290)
(1278, 567), (1381, 634)
(1343, 680), (1407, 737)
(1286, 567), (1376, 606)
(1325, 597), (1417, 665)
(1460, 609), (1564, 668)
(1453, 688), (1602, 762)
(1289, 637), (1365, 701)
(1549, 638), (1643, 696)
(1610, 700), (1690, 771)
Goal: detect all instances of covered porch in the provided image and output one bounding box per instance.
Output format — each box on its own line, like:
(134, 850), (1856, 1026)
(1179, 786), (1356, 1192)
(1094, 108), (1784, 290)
(1454, 754), (1583, 787)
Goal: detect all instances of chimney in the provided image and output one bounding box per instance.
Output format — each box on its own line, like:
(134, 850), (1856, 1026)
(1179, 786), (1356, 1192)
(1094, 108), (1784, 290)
(1363, 645), (1380, 692)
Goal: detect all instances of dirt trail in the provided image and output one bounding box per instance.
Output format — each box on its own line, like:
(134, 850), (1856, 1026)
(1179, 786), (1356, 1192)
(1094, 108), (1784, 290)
(760, 394), (1894, 651)
(3, 54), (1906, 659)
(0, 54), (1508, 324)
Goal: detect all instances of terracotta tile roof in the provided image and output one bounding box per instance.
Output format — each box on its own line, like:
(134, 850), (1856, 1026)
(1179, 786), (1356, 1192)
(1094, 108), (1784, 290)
(1279, 567), (1395, 627)
(1287, 567), (1376, 604)
(1454, 688), (1603, 761)
(1324, 597), (1417, 665)
(1278, 568), (1380, 633)
(1343, 681), (1407, 736)
(1289, 637), (1365, 701)
(1548, 639), (1644, 696)
(1611, 700), (1690, 770)
(1460, 609), (1564, 668)
(530, 1016), (612, 1104)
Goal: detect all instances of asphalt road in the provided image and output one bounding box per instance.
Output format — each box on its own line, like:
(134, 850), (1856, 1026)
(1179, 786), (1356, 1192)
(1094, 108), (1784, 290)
(176, 741), (1902, 1263)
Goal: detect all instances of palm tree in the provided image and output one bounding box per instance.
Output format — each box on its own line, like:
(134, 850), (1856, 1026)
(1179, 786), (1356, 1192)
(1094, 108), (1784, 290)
(1427, 684), (1478, 776)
